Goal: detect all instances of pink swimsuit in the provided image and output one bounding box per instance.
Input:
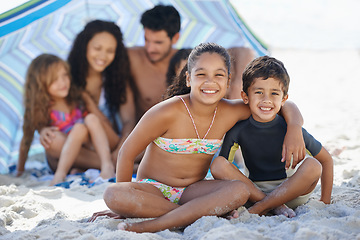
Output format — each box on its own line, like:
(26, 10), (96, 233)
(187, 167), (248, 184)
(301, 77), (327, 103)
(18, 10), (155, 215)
(49, 107), (87, 134)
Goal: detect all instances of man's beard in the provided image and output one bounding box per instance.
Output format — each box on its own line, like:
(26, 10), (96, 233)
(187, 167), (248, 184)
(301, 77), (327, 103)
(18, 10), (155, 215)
(146, 45), (172, 63)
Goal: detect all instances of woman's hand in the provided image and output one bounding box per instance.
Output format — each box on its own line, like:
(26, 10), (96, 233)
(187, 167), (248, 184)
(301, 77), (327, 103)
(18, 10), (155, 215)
(39, 126), (58, 149)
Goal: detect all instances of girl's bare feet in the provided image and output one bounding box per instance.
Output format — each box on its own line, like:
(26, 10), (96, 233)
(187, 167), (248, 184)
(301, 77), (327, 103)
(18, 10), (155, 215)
(100, 162), (115, 180)
(225, 209), (240, 220)
(117, 222), (129, 230)
(70, 168), (83, 175)
(272, 204), (296, 218)
(50, 174), (66, 186)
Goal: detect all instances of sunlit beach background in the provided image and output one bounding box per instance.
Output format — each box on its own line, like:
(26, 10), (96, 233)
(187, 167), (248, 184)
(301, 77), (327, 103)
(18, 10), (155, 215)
(1, 1), (360, 239)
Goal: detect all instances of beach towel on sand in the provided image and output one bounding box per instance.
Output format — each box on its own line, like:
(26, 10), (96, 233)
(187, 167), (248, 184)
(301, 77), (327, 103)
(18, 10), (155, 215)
(8, 163), (136, 189)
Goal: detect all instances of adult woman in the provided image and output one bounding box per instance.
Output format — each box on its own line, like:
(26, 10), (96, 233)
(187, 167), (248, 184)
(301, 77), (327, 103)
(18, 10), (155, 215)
(40, 20), (135, 173)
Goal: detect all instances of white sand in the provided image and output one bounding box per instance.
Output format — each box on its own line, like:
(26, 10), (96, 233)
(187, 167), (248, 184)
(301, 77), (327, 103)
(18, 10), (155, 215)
(1, 49), (359, 240)
(2, 0), (360, 238)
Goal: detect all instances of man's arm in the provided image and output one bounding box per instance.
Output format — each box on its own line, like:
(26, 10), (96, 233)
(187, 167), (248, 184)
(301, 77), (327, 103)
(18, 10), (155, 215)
(280, 101), (306, 169)
(226, 47), (255, 99)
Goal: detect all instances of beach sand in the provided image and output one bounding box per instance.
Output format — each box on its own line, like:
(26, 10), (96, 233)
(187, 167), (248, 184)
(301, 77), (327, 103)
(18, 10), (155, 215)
(0, 48), (359, 239)
(1, 1), (360, 238)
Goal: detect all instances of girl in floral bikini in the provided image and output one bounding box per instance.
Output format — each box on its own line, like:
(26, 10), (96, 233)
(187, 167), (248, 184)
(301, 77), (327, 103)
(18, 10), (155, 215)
(17, 54), (115, 185)
(90, 43), (305, 233)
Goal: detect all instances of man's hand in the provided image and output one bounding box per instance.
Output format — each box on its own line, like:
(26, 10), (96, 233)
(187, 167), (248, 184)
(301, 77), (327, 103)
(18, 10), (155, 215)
(281, 124), (306, 169)
(39, 126), (58, 149)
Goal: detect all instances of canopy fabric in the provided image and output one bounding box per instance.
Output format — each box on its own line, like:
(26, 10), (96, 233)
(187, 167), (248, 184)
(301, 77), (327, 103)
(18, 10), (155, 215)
(0, 0), (268, 174)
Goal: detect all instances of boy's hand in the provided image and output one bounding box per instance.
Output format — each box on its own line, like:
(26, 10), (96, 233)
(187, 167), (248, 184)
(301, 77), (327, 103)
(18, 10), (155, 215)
(281, 124), (306, 169)
(39, 126), (58, 149)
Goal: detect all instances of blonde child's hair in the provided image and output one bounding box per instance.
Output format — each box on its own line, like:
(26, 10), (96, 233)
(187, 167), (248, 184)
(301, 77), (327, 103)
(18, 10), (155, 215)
(22, 54), (82, 149)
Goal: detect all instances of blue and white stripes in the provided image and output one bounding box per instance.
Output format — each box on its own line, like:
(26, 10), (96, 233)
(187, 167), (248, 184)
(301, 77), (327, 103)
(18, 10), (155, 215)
(0, 0), (268, 173)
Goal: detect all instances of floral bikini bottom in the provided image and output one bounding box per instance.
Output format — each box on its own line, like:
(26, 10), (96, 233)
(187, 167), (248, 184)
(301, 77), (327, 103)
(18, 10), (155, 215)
(138, 178), (186, 204)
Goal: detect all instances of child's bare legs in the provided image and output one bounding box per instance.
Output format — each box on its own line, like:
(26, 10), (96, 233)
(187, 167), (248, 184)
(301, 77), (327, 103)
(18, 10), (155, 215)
(211, 156), (295, 217)
(50, 123), (90, 185)
(46, 131), (102, 171)
(211, 156), (266, 201)
(248, 157), (322, 215)
(104, 182), (178, 219)
(84, 114), (114, 179)
(104, 179), (249, 233)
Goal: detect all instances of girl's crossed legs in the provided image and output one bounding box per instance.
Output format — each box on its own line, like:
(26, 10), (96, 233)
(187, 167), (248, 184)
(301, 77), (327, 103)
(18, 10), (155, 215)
(102, 179), (250, 233)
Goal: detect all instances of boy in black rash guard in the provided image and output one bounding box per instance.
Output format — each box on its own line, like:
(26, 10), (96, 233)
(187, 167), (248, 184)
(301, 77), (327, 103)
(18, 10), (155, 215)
(211, 56), (333, 217)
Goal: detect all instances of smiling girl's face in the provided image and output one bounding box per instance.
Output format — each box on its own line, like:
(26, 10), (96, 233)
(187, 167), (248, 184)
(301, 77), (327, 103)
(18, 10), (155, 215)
(47, 63), (71, 101)
(187, 52), (230, 105)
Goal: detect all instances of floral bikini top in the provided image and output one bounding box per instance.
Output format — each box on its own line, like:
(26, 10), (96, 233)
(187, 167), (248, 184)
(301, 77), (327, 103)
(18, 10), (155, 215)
(153, 96), (223, 155)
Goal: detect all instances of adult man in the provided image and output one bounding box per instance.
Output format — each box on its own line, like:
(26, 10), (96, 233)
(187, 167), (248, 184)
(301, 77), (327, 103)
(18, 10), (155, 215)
(127, 5), (255, 121)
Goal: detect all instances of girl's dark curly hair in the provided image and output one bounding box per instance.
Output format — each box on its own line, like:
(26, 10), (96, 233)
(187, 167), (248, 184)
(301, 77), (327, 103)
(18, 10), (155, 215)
(166, 48), (192, 87)
(163, 64), (189, 100)
(68, 20), (131, 114)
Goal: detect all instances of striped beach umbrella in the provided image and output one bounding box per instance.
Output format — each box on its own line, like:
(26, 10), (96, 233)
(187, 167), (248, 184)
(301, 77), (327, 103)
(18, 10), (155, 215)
(0, 0), (267, 174)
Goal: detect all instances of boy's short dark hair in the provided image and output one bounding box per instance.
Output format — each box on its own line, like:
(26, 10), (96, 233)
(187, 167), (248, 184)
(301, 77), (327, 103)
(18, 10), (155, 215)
(242, 56), (290, 95)
(140, 5), (181, 39)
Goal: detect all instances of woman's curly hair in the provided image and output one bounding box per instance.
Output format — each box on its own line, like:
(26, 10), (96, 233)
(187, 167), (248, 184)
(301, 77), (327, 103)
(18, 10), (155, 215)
(67, 20), (131, 114)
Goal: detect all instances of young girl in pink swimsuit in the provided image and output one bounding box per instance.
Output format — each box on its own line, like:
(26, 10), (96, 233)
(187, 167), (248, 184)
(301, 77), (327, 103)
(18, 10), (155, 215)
(17, 54), (115, 185)
(90, 43), (306, 233)
(38, 20), (136, 172)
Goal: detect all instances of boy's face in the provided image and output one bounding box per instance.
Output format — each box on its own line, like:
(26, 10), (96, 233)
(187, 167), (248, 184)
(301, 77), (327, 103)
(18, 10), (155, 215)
(241, 77), (288, 123)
